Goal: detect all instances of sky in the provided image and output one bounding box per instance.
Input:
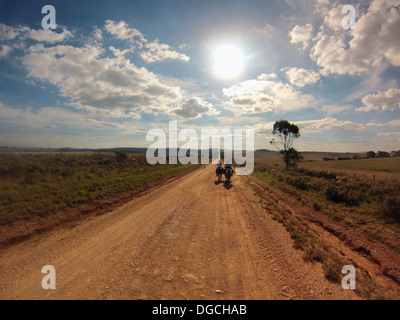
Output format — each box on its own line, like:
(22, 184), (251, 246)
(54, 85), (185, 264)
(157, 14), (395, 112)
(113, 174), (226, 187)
(0, 0), (399, 152)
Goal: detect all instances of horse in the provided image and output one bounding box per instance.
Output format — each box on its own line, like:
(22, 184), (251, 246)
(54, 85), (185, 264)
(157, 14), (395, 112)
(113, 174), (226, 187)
(216, 166), (225, 181)
(225, 167), (233, 183)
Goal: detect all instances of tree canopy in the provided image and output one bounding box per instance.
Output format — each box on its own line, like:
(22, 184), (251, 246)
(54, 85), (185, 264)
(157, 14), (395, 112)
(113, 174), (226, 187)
(271, 120), (301, 151)
(270, 120), (303, 168)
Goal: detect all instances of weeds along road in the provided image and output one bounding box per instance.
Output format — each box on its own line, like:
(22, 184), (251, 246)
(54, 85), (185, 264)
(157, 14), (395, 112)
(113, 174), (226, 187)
(0, 165), (358, 299)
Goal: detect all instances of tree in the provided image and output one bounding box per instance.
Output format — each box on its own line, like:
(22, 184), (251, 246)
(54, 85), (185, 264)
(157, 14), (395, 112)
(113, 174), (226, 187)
(377, 151), (390, 158)
(366, 151), (376, 158)
(270, 120), (303, 168)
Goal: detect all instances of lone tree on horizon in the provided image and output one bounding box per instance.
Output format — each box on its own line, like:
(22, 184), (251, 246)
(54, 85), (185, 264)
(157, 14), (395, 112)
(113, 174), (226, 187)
(270, 119), (303, 169)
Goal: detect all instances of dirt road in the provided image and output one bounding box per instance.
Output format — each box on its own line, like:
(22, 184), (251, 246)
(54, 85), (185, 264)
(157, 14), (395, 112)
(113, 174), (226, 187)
(0, 165), (359, 299)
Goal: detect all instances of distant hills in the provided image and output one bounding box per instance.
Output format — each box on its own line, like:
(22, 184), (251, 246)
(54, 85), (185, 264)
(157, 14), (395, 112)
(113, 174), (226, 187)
(0, 146), (148, 153)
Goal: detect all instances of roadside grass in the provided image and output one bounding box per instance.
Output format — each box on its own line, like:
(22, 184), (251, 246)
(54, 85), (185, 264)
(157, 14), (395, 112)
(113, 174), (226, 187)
(253, 160), (400, 231)
(251, 158), (400, 298)
(252, 184), (347, 284)
(0, 152), (198, 226)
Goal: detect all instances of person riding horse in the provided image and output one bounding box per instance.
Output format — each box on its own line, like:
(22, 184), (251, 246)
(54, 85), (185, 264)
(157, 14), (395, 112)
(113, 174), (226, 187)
(216, 164), (225, 180)
(224, 163), (234, 182)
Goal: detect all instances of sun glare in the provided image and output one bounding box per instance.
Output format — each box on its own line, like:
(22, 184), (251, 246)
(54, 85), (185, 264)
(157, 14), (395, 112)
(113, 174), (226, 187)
(213, 45), (244, 79)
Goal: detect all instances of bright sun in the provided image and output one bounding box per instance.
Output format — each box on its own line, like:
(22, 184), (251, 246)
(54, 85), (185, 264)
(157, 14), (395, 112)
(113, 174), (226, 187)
(213, 45), (244, 79)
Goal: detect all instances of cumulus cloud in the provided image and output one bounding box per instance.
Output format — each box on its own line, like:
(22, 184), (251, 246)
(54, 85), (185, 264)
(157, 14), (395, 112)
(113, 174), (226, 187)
(367, 119), (400, 127)
(296, 117), (365, 132)
(357, 88), (400, 112)
(104, 20), (145, 42)
(0, 23), (25, 41)
(288, 23), (313, 49)
(140, 39), (190, 63)
(248, 116), (364, 137)
(0, 23), (72, 44)
(0, 101), (136, 133)
(222, 75), (317, 114)
(257, 73), (278, 80)
(104, 20), (189, 63)
(25, 28), (72, 43)
(172, 97), (217, 119)
(282, 67), (320, 87)
(378, 132), (400, 137)
(310, 0), (400, 75)
(0, 44), (12, 58)
(22, 44), (182, 115)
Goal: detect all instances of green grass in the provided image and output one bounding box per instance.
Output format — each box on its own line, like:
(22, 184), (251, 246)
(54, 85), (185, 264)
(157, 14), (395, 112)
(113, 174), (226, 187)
(250, 160), (400, 297)
(0, 152), (198, 226)
(252, 158), (400, 261)
(253, 160), (400, 226)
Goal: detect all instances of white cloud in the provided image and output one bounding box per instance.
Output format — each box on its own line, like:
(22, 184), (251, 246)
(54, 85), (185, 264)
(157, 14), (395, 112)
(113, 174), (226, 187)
(387, 119), (400, 127)
(172, 97), (217, 119)
(323, 3), (347, 32)
(310, 0), (400, 76)
(288, 23), (313, 49)
(296, 117), (365, 132)
(247, 116), (365, 138)
(105, 20), (189, 63)
(257, 73), (278, 80)
(93, 27), (103, 41)
(282, 67), (320, 87)
(320, 104), (352, 115)
(377, 132), (400, 137)
(0, 23), (72, 44)
(104, 20), (145, 43)
(0, 102), (136, 132)
(367, 119), (400, 127)
(140, 39), (190, 63)
(0, 23), (23, 41)
(0, 44), (12, 58)
(22, 44), (182, 115)
(25, 28), (72, 43)
(222, 75), (317, 115)
(255, 23), (279, 38)
(357, 88), (400, 112)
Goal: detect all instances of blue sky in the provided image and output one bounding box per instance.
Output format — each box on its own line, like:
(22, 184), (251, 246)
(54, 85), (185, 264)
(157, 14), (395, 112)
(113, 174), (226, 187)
(0, 0), (399, 152)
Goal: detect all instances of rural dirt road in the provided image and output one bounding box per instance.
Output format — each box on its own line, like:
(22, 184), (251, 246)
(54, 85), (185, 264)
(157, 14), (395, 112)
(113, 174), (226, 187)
(0, 165), (360, 299)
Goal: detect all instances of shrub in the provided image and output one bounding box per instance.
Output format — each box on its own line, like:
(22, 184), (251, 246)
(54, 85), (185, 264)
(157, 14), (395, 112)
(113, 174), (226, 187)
(326, 186), (362, 206)
(115, 151), (128, 162)
(286, 176), (308, 190)
(382, 196), (400, 223)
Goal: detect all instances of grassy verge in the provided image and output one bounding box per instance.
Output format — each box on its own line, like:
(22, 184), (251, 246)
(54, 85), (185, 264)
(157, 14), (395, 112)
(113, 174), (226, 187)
(0, 152), (198, 226)
(250, 159), (400, 298)
(253, 161), (400, 233)
(250, 181), (348, 283)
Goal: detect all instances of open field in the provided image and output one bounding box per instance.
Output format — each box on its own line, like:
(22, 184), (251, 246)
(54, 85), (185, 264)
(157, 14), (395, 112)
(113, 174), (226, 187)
(254, 151), (362, 162)
(0, 152), (198, 228)
(251, 155), (400, 297)
(300, 157), (400, 179)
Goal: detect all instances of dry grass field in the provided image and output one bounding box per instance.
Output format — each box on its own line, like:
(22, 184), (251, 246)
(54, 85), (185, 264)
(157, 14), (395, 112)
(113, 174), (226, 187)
(0, 152), (198, 227)
(251, 151), (400, 297)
